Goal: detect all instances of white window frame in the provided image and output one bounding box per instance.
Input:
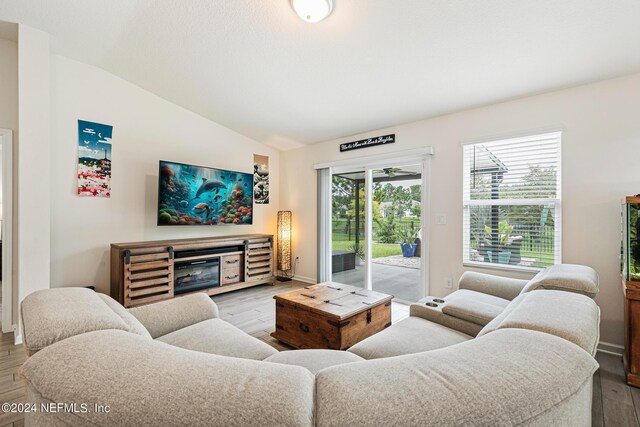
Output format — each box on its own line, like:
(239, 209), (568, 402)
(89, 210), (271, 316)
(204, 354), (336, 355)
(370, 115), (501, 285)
(462, 130), (562, 273)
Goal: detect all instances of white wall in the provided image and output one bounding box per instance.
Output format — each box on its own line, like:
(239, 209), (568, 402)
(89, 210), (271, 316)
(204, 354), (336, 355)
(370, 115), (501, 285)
(49, 55), (280, 294)
(0, 36), (17, 269)
(0, 37), (18, 134)
(0, 38), (17, 318)
(281, 72), (640, 346)
(17, 25), (50, 329)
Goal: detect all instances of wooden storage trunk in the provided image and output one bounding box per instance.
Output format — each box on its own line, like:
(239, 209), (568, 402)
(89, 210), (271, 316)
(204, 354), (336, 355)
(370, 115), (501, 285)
(272, 283), (393, 350)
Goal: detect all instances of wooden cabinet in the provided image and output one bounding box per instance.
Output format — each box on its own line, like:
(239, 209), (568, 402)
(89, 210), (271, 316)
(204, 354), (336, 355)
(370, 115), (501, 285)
(220, 253), (243, 285)
(622, 196), (640, 387)
(111, 234), (274, 308)
(623, 277), (640, 387)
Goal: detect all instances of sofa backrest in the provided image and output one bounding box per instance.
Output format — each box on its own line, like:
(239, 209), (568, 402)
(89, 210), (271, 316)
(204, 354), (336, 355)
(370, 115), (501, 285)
(316, 328), (597, 426)
(458, 270), (528, 301)
(127, 292), (219, 339)
(477, 289), (600, 355)
(22, 330), (315, 427)
(521, 264), (599, 298)
(21, 288), (151, 356)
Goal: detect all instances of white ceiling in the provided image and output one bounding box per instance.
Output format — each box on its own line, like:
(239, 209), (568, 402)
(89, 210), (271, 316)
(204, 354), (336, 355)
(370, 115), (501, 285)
(1, 1), (640, 150)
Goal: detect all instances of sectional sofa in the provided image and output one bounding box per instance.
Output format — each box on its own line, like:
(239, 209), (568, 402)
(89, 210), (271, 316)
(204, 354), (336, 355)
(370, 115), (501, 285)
(19, 264), (600, 426)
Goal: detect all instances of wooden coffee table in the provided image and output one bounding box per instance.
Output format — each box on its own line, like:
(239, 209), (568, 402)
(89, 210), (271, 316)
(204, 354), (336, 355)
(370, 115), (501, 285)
(271, 282), (393, 350)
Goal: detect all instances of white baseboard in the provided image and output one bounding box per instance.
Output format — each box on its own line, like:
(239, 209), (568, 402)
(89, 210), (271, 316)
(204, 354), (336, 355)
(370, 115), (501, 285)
(293, 275), (317, 284)
(597, 341), (623, 357)
(1, 322), (14, 334)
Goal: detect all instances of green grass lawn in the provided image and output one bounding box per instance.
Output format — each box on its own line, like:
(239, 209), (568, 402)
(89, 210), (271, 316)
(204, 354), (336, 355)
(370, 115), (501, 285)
(521, 250), (555, 268)
(332, 240), (402, 258)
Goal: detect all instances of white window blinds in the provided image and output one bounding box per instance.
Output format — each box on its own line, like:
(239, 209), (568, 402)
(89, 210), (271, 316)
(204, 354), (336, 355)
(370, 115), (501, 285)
(463, 131), (562, 269)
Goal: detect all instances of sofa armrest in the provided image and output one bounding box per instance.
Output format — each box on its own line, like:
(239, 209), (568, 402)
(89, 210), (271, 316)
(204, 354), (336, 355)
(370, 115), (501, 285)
(127, 293), (219, 339)
(410, 300), (483, 337)
(458, 271), (528, 301)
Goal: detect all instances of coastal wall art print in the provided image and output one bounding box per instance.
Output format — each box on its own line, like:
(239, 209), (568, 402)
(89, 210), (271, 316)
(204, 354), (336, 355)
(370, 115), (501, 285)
(158, 160), (253, 226)
(77, 120), (113, 198)
(253, 154), (269, 204)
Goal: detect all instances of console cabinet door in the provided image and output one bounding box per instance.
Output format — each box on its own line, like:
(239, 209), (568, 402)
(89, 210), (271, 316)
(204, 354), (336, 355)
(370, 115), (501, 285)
(123, 248), (174, 307)
(246, 240), (273, 281)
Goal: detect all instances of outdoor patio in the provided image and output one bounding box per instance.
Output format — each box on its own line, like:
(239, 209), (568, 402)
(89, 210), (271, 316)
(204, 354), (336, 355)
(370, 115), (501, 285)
(332, 258), (422, 302)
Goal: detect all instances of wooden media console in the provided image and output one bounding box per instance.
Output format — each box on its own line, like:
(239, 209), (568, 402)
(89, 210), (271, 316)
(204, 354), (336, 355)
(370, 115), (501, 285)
(111, 234), (274, 308)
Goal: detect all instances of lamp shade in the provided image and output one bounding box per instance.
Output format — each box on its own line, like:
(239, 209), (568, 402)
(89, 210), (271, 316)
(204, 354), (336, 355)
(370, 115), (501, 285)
(277, 211), (292, 272)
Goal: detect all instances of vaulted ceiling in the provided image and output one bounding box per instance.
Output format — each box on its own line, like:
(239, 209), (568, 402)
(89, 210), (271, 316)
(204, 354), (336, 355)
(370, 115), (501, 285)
(1, 0), (639, 150)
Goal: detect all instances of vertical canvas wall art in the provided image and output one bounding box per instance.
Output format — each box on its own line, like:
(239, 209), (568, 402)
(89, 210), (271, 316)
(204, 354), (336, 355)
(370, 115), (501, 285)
(253, 154), (269, 204)
(77, 120), (113, 198)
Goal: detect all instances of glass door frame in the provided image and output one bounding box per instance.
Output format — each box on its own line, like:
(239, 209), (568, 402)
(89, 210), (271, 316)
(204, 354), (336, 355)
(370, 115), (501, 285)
(315, 147), (434, 300)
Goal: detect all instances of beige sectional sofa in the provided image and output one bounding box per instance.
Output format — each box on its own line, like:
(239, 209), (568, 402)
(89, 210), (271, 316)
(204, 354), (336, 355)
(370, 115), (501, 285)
(409, 263), (599, 337)
(19, 264), (600, 426)
(349, 263), (600, 360)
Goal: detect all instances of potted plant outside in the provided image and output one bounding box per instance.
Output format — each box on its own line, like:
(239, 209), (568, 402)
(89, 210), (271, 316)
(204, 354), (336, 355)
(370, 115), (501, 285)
(483, 220), (514, 264)
(397, 228), (418, 257)
(349, 241), (365, 265)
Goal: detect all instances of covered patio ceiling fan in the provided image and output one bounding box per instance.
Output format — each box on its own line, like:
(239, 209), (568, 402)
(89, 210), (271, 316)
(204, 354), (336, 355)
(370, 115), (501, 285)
(380, 167), (416, 178)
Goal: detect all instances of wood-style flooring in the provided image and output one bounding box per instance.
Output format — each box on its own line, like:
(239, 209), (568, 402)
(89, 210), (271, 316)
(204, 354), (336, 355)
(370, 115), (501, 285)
(211, 280), (411, 350)
(0, 330), (26, 427)
(0, 280), (635, 426)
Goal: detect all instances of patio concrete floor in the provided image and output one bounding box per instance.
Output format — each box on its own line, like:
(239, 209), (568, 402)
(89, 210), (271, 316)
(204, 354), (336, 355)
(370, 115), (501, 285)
(332, 262), (423, 302)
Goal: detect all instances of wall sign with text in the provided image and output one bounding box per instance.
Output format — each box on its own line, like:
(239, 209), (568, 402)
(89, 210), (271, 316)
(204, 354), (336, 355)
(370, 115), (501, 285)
(340, 134), (395, 152)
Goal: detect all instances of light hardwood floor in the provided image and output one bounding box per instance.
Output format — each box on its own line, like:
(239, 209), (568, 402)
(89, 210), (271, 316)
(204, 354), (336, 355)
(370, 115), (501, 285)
(0, 281), (634, 426)
(211, 281), (411, 350)
(0, 330), (26, 427)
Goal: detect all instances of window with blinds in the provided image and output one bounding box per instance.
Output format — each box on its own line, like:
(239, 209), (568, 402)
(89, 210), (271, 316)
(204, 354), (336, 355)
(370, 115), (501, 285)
(463, 131), (562, 270)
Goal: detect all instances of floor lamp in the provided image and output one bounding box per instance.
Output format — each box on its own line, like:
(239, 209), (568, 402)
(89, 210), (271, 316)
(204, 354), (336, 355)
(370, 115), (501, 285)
(277, 211), (292, 281)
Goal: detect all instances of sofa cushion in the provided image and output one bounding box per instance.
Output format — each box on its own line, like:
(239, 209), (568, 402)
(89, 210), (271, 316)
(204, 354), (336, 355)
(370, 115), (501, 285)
(480, 290), (601, 356)
(98, 294), (152, 340)
(439, 289), (510, 326)
(156, 318), (277, 360)
(521, 264), (599, 297)
(348, 317), (472, 359)
(22, 330), (314, 427)
(21, 288), (130, 356)
(128, 293), (219, 339)
(316, 329), (598, 426)
(265, 350), (364, 374)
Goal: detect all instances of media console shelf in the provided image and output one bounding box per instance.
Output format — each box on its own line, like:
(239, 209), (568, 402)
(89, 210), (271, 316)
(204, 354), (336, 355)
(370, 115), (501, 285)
(110, 234), (274, 308)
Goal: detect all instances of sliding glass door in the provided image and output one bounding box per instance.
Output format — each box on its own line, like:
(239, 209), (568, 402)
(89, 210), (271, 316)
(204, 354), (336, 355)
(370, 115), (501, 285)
(327, 162), (426, 302)
(369, 164), (423, 301)
(331, 170), (366, 288)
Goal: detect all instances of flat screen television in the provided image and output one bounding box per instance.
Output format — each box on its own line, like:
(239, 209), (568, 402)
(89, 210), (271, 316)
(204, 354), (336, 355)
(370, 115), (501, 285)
(158, 160), (253, 226)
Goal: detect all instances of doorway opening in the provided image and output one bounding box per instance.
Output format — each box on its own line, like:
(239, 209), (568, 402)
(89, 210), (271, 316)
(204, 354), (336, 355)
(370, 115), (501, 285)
(331, 166), (424, 300)
(316, 148), (433, 303)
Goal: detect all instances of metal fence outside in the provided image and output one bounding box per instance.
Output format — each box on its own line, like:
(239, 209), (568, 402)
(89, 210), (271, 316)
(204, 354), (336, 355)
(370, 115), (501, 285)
(512, 224), (555, 253)
(332, 218), (419, 242)
(332, 219), (554, 254)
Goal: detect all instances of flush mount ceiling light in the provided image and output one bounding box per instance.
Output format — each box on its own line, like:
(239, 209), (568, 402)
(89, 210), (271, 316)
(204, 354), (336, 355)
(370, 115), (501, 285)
(291, 0), (334, 23)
